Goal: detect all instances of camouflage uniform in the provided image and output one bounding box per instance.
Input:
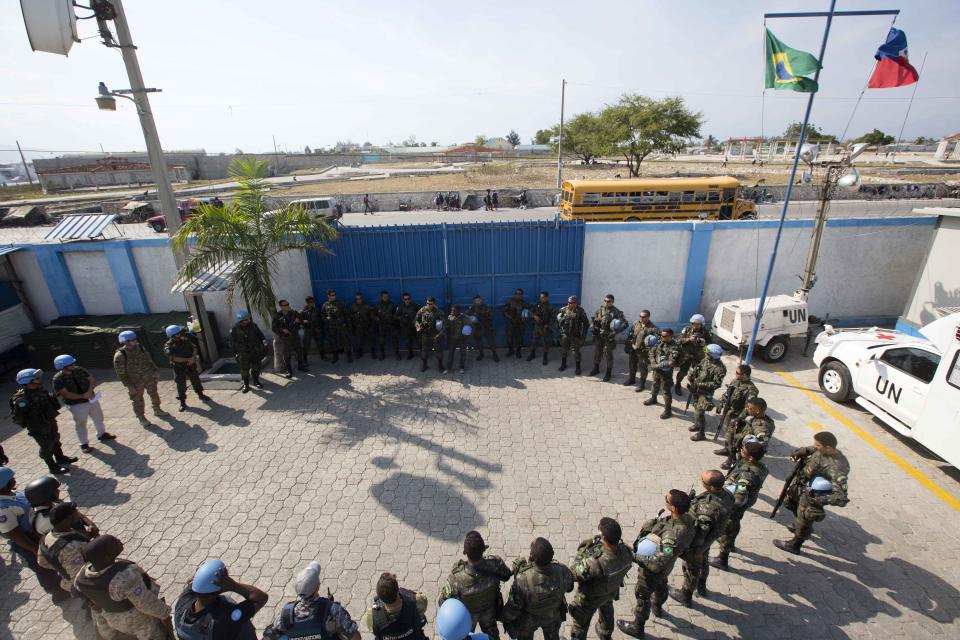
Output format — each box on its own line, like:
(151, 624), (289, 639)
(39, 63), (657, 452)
(349, 300), (375, 357)
(503, 298), (529, 357)
(590, 304), (626, 377)
(323, 299), (352, 361)
(724, 413), (776, 468)
(38, 528), (91, 592)
(113, 343), (162, 420)
(646, 340), (681, 413)
(438, 557), (511, 639)
(528, 301), (556, 364)
(74, 560), (171, 640)
(163, 335), (204, 401)
(9, 387), (70, 470)
(395, 300), (420, 358)
(556, 306), (590, 371)
(272, 309), (306, 371)
(375, 297), (401, 360)
(783, 446), (850, 544)
(468, 303), (499, 361)
(677, 490), (734, 601)
(415, 304), (446, 369)
(229, 320), (266, 385)
(627, 513), (695, 633)
(624, 320), (659, 389)
(675, 324), (712, 393)
(716, 378), (759, 456)
(502, 559), (573, 640)
(300, 302), (327, 362)
(715, 459), (769, 560)
(446, 313), (471, 372)
(686, 358), (727, 440)
(568, 537), (633, 640)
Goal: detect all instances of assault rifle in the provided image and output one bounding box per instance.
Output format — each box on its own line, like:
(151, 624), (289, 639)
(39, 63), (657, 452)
(714, 385), (735, 440)
(770, 457), (806, 519)
(683, 384), (696, 414)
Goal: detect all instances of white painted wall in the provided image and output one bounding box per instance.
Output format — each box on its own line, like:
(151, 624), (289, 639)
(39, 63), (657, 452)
(903, 214), (960, 327)
(64, 251), (124, 315)
(132, 246), (187, 314)
(9, 251), (58, 323)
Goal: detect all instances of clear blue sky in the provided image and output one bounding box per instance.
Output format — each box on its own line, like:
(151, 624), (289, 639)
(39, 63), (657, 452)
(1, 0), (958, 159)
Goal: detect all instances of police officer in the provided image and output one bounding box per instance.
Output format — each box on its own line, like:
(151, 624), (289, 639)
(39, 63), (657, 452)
(774, 431), (850, 555)
(164, 325), (210, 411)
(349, 292), (375, 358)
(415, 297), (447, 373)
(52, 354), (116, 452)
(173, 558), (269, 639)
(439, 531), (511, 639)
(568, 517), (633, 640)
(557, 296), (589, 375)
(24, 474), (97, 538)
(616, 490), (695, 639)
(300, 296), (328, 363)
(468, 295), (499, 362)
(395, 293), (420, 360)
(113, 331), (167, 426)
(721, 397), (775, 470)
(74, 534), (175, 640)
(37, 502), (93, 595)
(501, 537), (573, 640)
(669, 470), (734, 607)
(527, 291), (556, 365)
(273, 300), (309, 375)
(714, 364), (759, 460)
(589, 294), (626, 382)
(9, 368), (77, 474)
(644, 329), (681, 419)
(710, 440), (769, 570)
(375, 290), (402, 361)
(685, 344), (727, 442)
(446, 305), (472, 374)
(624, 311), (659, 390)
(364, 572), (428, 640)
(323, 290), (353, 363)
(0, 466), (70, 601)
(229, 310), (267, 393)
(263, 561), (362, 640)
(674, 314), (712, 396)
(503, 289), (529, 359)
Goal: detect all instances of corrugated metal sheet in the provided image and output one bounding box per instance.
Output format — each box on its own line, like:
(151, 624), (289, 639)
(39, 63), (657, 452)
(0, 246), (22, 256)
(43, 214), (117, 240)
(171, 261), (238, 293)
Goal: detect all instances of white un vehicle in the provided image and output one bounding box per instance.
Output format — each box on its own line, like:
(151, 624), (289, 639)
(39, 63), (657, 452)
(812, 312), (960, 469)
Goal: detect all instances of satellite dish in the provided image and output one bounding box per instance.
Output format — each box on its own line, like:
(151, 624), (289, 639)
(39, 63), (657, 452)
(848, 143), (870, 161)
(799, 143), (820, 164)
(20, 0), (78, 56)
(837, 168), (861, 191)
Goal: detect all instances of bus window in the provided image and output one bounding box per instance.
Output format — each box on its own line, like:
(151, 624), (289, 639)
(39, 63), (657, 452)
(668, 192), (681, 204)
(707, 190), (721, 203)
(655, 191), (669, 204)
(583, 192), (600, 205)
(682, 191), (695, 204)
(641, 191), (654, 204)
(694, 191), (708, 203)
(722, 188), (736, 203)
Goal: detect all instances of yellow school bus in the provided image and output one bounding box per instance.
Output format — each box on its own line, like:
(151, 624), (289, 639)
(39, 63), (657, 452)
(559, 176), (757, 221)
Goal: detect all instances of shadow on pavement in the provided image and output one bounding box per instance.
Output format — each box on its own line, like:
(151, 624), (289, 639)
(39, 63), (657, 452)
(185, 398), (250, 428)
(87, 438), (153, 479)
(0, 554), (30, 640)
(370, 471), (484, 542)
(59, 465), (131, 507)
(144, 418), (218, 453)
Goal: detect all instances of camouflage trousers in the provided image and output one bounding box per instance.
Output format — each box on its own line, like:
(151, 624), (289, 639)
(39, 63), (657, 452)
(126, 377), (162, 419)
(507, 322), (526, 352)
(593, 334), (616, 368)
(681, 546), (711, 593)
(785, 486), (827, 540)
(94, 607), (169, 640)
(510, 616), (562, 640)
(172, 363), (203, 400)
(568, 591), (615, 640)
(27, 425), (62, 460)
(420, 333), (443, 359)
(632, 568), (669, 626)
(276, 335), (303, 370)
(531, 326), (553, 353)
(627, 350), (651, 384)
(236, 352), (263, 382)
(472, 326), (497, 355)
(469, 606), (500, 640)
(675, 353), (704, 387)
(717, 507), (747, 554)
(446, 337), (468, 370)
(649, 369), (674, 408)
(721, 412), (738, 453)
(559, 335), (584, 363)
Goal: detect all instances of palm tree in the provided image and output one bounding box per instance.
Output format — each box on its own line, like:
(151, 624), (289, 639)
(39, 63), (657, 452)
(172, 157), (338, 346)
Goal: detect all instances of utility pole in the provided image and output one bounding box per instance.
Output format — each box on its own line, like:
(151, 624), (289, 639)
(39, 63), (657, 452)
(556, 79), (566, 189)
(15, 141), (34, 185)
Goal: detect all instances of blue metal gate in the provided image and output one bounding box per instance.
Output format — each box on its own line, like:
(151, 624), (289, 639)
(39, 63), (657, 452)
(307, 220), (585, 344)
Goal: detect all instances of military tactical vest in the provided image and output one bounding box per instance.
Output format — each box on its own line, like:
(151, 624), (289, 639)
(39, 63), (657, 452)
(688, 492), (733, 551)
(450, 559), (503, 613)
(74, 560), (149, 613)
(377, 301), (397, 328)
(278, 597), (334, 639)
(515, 562), (567, 618)
(10, 387), (60, 428)
(40, 530), (90, 581)
(574, 538), (632, 600)
(630, 322), (660, 351)
(370, 589), (427, 640)
(726, 460), (768, 510)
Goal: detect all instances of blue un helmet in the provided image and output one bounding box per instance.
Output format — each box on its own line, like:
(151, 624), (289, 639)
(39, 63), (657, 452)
(435, 319), (444, 331)
(724, 483), (736, 495)
(634, 536), (659, 558)
(118, 330), (137, 344)
(645, 335), (658, 347)
(467, 315), (477, 323)
(690, 314), (705, 324)
(521, 308), (530, 319)
(612, 318), (624, 332)
(165, 325), (183, 338)
(462, 324), (473, 336)
(436, 598), (472, 640)
(16, 368), (42, 385)
(54, 354), (77, 370)
(809, 476), (833, 497)
(235, 310), (251, 321)
(706, 344), (723, 360)
(192, 559), (226, 594)
(0, 466), (14, 488)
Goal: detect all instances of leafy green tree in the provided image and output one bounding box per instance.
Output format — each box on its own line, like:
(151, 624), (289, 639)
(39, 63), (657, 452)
(304, 145), (312, 154)
(598, 95), (702, 176)
(913, 136), (934, 145)
(534, 129), (553, 145)
(474, 134), (487, 146)
(553, 112), (607, 164)
(505, 130), (522, 146)
(702, 134), (719, 151)
(854, 129), (895, 146)
(783, 121), (838, 143)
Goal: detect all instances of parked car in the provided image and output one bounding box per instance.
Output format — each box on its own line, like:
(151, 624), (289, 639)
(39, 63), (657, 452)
(146, 197), (223, 232)
(267, 197), (343, 221)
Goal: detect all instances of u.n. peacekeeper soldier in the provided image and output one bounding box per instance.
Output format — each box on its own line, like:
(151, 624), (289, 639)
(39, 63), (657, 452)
(623, 310), (659, 391)
(37, 502), (93, 595)
(349, 292), (375, 358)
(670, 470), (734, 608)
(685, 344), (727, 442)
(395, 293), (420, 360)
(711, 441), (769, 570)
(721, 397), (775, 470)
(501, 537), (573, 640)
(163, 325), (210, 410)
(568, 517), (633, 640)
(10, 368), (77, 474)
(365, 572), (428, 640)
(113, 331), (167, 426)
(468, 294), (499, 362)
(323, 289), (353, 363)
(557, 296), (589, 375)
(446, 305), (472, 374)
(264, 560), (361, 640)
(527, 291), (556, 365)
(301, 296), (328, 363)
(416, 297), (447, 373)
(273, 299), (308, 375)
(644, 329), (681, 419)
(504, 288), (529, 359)
(439, 531), (511, 639)
(74, 534), (175, 640)
(617, 490), (695, 639)
(674, 314), (712, 396)
(230, 310), (266, 393)
(714, 364), (759, 460)
(590, 294), (626, 382)
(376, 290), (401, 361)
(774, 431), (850, 555)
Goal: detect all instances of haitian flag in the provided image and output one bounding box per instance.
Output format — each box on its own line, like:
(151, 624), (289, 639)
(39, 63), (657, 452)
(868, 27), (919, 88)
(764, 28), (821, 92)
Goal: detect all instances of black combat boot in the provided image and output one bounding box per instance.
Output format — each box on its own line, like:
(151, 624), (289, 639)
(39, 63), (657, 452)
(616, 620), (645, 639)
(54, 447), (78, 464)
(420, 359), (428, 372)
(720, 456), (735, 470)
(252, 375), (263, 389)
(575, 362), (582, 375)
(492, 350), (500, 362)
(623, 374), (636, 386)
(668, 587), (692, 607)
(674, 379), (684, 396)
(559, 357), (567, 372)
(603, 366), (612, 382)
(542, 352), (548, 365)
(589, 364), (601, 376)
(438, 356), (446, 374)
(594, 621), (612, 640)
(774, 537), (804, 555)
(516, 348), (523, 359)
(697, 581), (709, 598)
(241, 378), (250, 394)
(651, 601), (663, 618)
(643, 394), (658, 406)
(660, 404), (673, 420)
(179, 398), (187, 411)
(477, 350), (485, 361)
(709, 550), (729, 570)
(713, 447), (729, 456)
(298, 361), (309, 372)
(526, 350), (536, 362)
(44, 457), (68, 475)
(637, 375), (648, 392)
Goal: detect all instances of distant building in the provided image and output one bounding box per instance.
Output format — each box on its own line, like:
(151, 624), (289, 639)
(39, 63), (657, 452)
(514, 144), (551, 155)
(722, 137), (839, 161)
(482, 137), (515, 151)
(438, 143), (500, 159)
(36, 157), (189, 193)
(935, 134), (960, 161)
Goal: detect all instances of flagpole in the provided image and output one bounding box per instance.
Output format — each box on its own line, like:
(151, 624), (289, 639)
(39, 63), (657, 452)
(890, 51), (927, 164)
(744, 0), (837, 364)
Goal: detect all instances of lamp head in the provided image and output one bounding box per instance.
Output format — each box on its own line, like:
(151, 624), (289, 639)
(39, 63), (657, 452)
(95, 82), (116, 111)
(837, 168), (861, 191)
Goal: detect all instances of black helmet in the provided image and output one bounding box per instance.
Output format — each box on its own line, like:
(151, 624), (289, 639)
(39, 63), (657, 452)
(24, 475), (61, 506)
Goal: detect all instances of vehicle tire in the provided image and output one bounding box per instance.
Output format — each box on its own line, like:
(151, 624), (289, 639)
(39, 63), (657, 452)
(151, 222), (165, 232)
(761, 335), (789, 362)
(819, 360), (854, 402)
(625, 216), (640, 222)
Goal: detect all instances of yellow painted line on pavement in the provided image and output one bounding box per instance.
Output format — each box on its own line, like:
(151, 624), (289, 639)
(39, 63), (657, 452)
(774, 367), (960, 512)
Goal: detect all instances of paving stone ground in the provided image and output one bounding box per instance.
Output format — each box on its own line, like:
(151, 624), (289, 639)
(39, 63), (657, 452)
(2, 347), (959, 640)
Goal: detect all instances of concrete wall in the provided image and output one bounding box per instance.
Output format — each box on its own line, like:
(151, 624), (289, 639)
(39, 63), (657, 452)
(9, 250), (57, 324)
(64, 251), (124, 315)
(901, 213), (960, 329)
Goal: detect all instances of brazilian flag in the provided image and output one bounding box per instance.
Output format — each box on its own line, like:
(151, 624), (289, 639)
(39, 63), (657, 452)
(765, 28), (821, 92)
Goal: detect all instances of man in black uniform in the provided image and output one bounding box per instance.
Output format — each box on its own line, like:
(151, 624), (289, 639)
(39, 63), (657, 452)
(365, 572), (428, 640)
(300, 296), (328, 363)
(375, 291), (401, 361)
(9, 369), (77, 474)
(230, 310), (266, 392)
(395, 293), (420, 360)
